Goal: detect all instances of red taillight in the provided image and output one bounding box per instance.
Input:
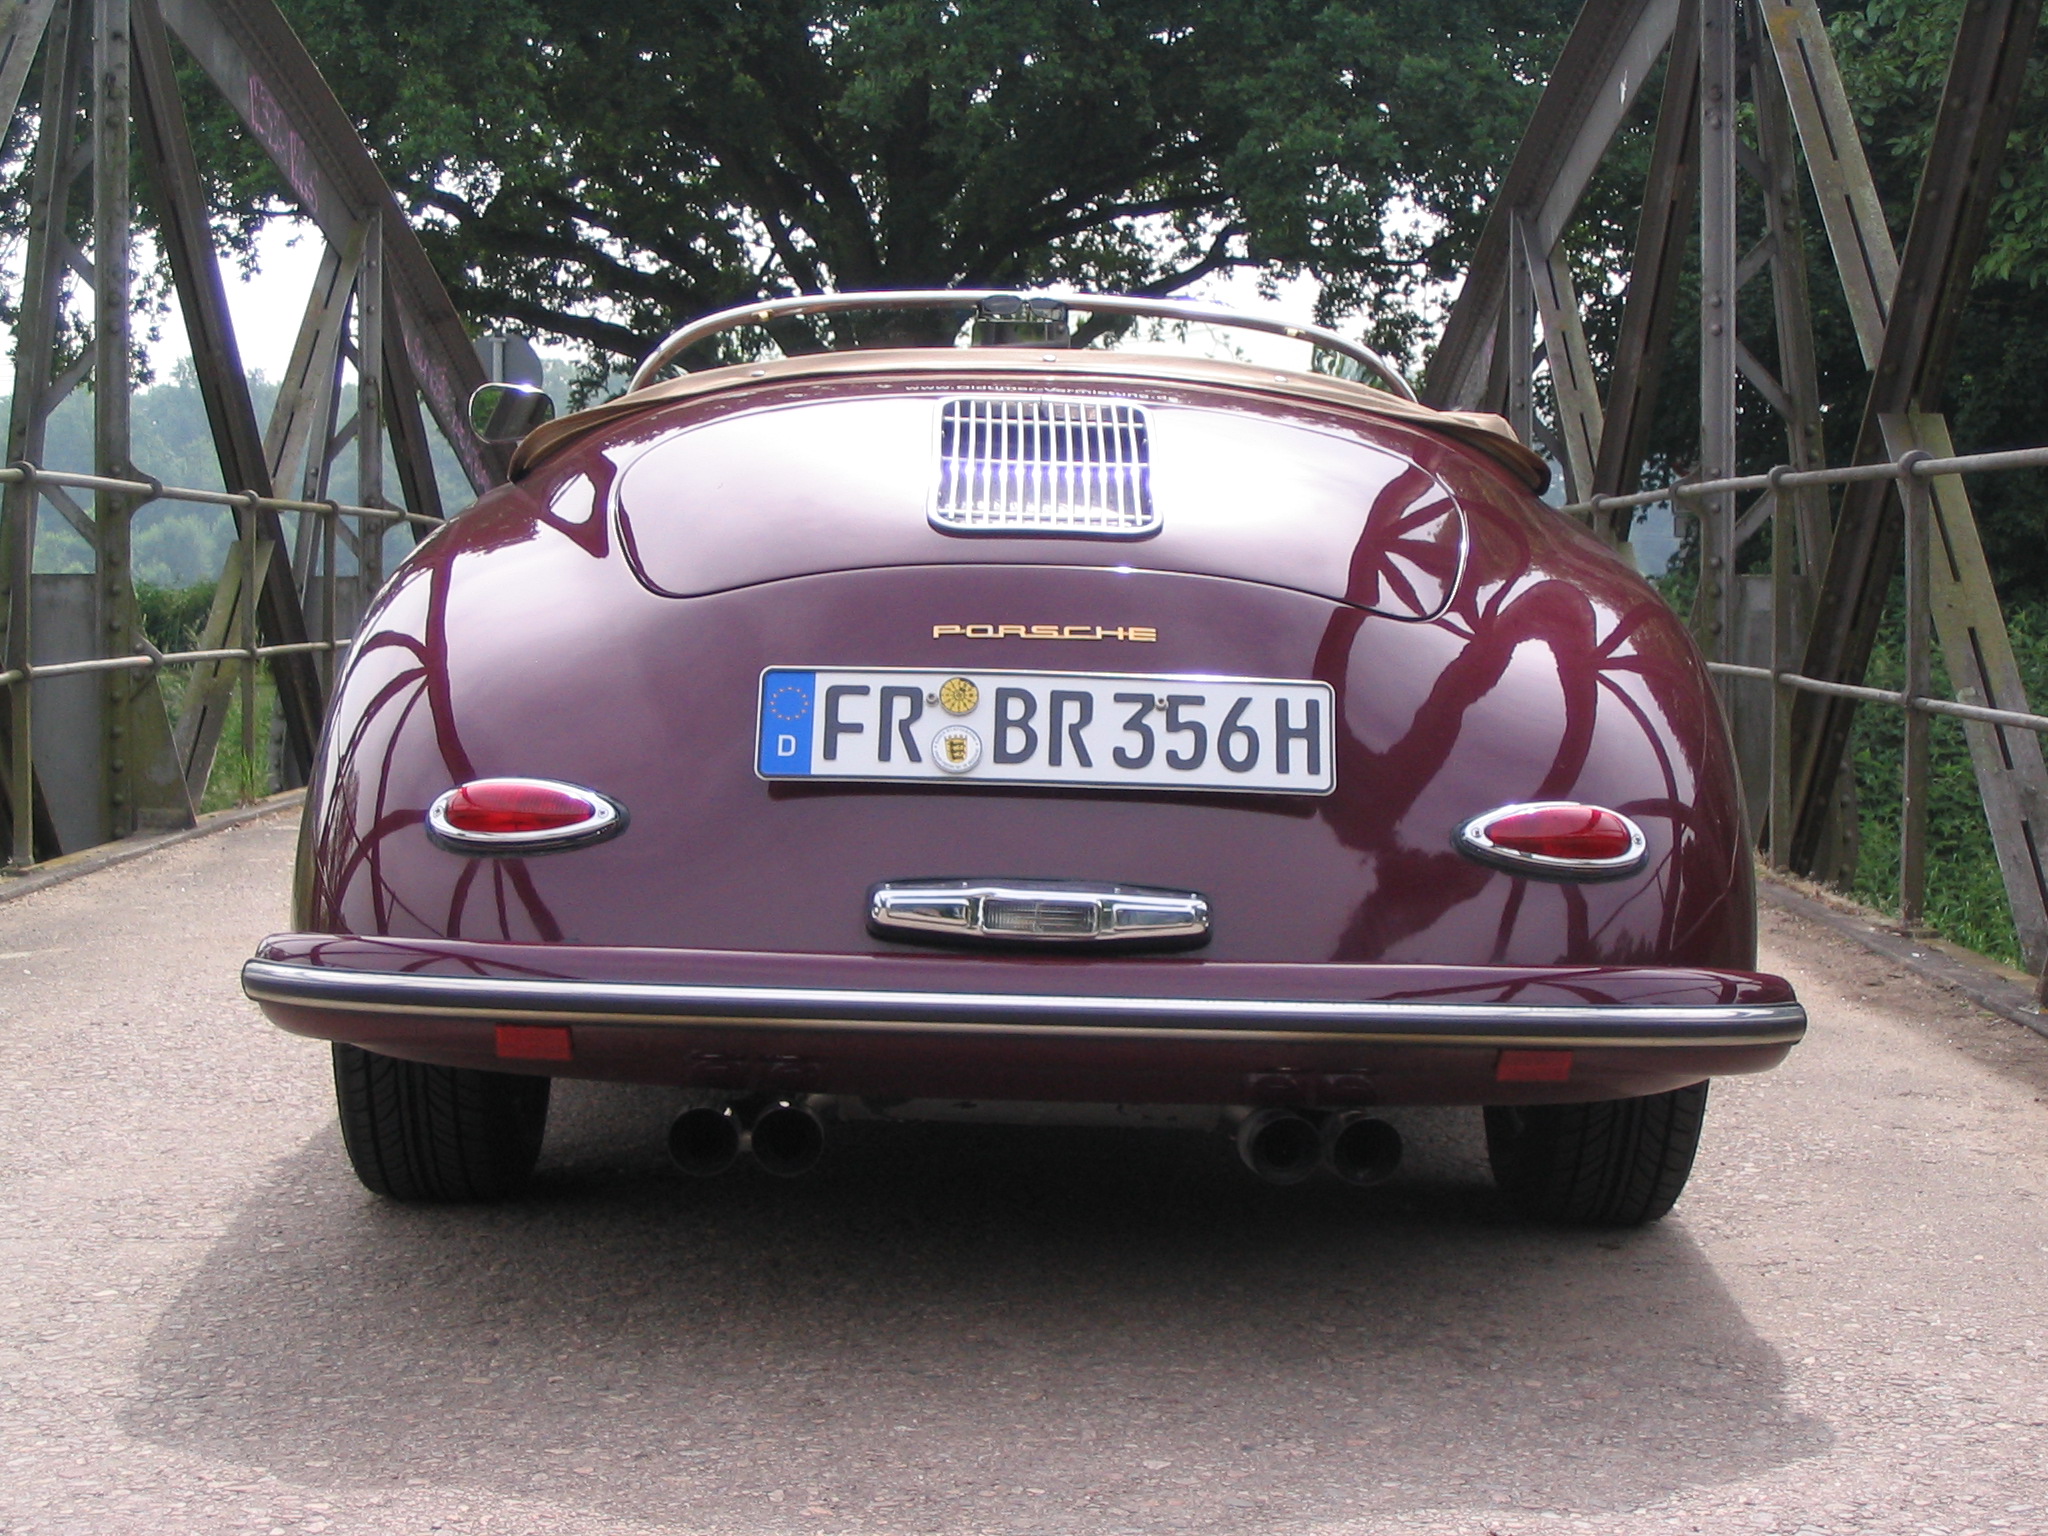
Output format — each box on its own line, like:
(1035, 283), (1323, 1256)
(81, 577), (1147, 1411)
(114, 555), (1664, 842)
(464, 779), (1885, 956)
(427, 778), (623, 853)
(442, 781), (594, 835)
(1456, 801), (1645, 878)
(1484, 805), (1633, 861)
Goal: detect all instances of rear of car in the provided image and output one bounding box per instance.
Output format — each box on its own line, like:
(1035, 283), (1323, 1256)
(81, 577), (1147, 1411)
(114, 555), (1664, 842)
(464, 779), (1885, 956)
(244, 294), (1802, 1223)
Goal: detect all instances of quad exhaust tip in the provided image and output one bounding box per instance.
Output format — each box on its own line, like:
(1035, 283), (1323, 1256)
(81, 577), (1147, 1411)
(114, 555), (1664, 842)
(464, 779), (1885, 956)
(749, 1101), (826, 1179)
(669, 1099), (1396, 1186)
(666, 1100), (827, 1179)
(1235, 1108), (1403, 1186)
(1322, 1111), (1403, 1186)
(1236, 1108), (1324, 1185)
(667, 1105), (743, 1177)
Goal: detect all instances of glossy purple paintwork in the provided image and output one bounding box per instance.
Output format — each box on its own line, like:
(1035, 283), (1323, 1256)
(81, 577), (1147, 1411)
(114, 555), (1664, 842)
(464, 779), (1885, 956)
(610, 381), (1466, 618)
(259, 353), (1787, 1106)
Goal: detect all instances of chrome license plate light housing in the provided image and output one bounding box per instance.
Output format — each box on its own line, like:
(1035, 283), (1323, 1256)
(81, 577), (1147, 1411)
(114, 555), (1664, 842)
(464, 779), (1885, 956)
(869, 880), (1211, 946)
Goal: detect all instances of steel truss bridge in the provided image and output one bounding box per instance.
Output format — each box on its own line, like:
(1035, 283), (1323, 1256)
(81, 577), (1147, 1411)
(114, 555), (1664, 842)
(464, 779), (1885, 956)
(3, 0), (2047, 989)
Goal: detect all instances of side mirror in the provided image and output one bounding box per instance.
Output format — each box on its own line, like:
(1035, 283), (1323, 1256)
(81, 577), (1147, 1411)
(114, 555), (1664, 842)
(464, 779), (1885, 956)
(469, 381), (556, 442)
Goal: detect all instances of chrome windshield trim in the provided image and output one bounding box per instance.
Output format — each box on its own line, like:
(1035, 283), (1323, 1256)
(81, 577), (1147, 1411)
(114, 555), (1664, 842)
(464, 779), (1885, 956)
(243, 960), (1805, 1047)
(628, 290), (1417, 400)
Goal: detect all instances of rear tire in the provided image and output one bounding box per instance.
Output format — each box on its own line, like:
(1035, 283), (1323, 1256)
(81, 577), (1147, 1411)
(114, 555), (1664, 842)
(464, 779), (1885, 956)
(331, 1043), (551, 1201)
(1484, 1081), (1709, 1226)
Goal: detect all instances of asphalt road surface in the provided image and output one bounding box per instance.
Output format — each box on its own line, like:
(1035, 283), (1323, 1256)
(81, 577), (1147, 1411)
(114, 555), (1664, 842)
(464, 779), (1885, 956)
(3, 810), (2047, 1536)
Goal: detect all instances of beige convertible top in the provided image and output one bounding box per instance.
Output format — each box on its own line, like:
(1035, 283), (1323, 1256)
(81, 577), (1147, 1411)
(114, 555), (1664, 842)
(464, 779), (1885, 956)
(508, 347), (1549, 493)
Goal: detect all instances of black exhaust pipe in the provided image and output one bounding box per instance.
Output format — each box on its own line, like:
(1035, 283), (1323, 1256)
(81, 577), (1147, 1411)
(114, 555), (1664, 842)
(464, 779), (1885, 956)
(749, 1100), (826, 1178)
(667, 1105), (742, 1177)
(1235, 1108), (1322, 1185)
(1322, 1112), (1402, 1186)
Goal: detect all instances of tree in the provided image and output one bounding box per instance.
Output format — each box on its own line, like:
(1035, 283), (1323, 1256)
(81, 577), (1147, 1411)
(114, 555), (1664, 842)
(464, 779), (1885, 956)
(1824, 0), (2048, 600)
(181, 0), (1579, 374)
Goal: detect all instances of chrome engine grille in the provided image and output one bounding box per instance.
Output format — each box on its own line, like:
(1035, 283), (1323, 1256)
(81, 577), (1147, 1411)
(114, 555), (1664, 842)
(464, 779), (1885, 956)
(931, 397), (1156, 535)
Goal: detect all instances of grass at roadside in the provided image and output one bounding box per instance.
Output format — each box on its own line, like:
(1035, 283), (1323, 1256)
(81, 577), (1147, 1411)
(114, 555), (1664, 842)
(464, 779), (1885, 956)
(137, 579), (279, 813)
(1843, 602), (2048, 970)
(1657, 543), (2040, 970)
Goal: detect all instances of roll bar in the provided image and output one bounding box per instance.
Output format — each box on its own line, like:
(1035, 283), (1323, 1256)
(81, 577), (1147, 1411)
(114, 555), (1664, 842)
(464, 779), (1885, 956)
(626, 290), (1417, 401)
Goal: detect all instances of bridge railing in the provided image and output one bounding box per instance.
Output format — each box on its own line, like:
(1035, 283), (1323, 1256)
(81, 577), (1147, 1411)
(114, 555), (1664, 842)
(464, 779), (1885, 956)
(1, 0), (499, 868)
(0, 460), (435, 688)
(1558, 442), (2048, 939)
(1, 464), (441, 852)
(11, 0), (2048, 1004)
(1425, 0), (2048, 994)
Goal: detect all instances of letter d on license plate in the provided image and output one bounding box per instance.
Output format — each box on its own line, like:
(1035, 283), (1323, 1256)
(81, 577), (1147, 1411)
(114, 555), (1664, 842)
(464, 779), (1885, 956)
(757, 668), (1334, 795)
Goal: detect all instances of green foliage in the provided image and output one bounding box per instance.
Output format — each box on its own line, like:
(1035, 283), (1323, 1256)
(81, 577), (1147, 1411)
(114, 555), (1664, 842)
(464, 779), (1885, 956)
(1842, 602), (2048, 968)
(134, 580), (216, 653)
(1632, 5), (2048, 604)
(197, 680), (276, 812)
(1932, 292), (2048, 604)
(1826, 0), (2048, 600)
(147, 645), (277, 811)
(172, 0), (1581, 373)
(1829, 0), (2048, 290)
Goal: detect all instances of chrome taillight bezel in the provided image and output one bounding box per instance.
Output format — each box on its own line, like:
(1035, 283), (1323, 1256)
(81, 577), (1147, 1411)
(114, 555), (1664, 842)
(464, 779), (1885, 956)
(425, 778), (626, 856)
(1454, 801), (1648, 880)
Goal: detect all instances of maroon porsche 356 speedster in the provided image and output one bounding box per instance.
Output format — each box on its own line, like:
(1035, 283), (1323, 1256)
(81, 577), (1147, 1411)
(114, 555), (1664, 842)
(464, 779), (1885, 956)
(241, 291), (1803, 1223)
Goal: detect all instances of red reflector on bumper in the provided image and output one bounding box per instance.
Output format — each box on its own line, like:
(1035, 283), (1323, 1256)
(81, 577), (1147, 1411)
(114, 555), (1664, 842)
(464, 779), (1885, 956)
(496, 1024), (573, 1062)
(1496, 1048), (1573, 1083)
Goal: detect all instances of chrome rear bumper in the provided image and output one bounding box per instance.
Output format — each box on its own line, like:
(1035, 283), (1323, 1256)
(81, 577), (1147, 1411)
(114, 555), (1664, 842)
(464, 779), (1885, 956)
(242, 957), (1804, 1050)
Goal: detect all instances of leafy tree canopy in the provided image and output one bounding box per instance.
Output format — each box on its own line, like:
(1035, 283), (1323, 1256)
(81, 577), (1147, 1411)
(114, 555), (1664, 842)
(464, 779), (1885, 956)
(187, 0), (1578, 372)
(1823, 0), (2048, 597)
(38, 0), (2048, 593)
(1830, 0), (2048, 289)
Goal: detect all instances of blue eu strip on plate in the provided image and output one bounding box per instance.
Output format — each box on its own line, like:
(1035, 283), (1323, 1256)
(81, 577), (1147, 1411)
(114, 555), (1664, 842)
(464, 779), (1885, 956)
(758, 670), (817, 776)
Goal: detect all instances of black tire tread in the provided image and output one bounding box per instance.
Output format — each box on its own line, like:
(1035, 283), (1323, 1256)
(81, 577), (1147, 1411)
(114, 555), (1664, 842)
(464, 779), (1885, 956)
(332, 1043), (550, 1201)
(1484, 1081), (1709, 1226)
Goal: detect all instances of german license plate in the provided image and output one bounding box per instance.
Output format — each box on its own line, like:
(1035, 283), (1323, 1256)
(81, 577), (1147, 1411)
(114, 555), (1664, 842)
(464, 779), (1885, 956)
(757, 668), (1335, 794)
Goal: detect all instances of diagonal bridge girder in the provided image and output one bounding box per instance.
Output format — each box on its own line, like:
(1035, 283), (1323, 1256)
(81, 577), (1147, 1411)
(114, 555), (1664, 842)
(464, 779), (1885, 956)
(1426, 0), (2048, 979)
(1, 0), (506, 863)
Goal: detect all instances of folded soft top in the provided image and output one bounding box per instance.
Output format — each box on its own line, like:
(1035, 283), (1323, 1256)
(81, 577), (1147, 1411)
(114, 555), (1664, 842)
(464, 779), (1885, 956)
(508, 347), (1550, 495)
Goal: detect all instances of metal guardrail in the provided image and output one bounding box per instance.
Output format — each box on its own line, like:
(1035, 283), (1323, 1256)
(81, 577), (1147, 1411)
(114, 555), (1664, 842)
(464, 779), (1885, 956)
(12, 405), (2048, 974)
(0, 461), (436, 690)
(1562, 439), (2048, 934)
(1559, 441), (2048, 518)
(3, 0), (501, 866)
(12, 438), (2044, 933)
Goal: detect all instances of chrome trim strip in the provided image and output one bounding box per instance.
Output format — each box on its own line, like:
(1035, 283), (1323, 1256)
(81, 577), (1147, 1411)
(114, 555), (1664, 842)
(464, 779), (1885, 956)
(1362, 491), (1469, 625)
(1454, 802), (1650, 880)
(870, 880), (1210, 943)
(243, 960), (1805, 1047)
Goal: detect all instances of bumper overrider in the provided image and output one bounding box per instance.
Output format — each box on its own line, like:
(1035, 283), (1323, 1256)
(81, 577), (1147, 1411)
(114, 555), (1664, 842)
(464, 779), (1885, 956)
(243, 935), (1804, 1106)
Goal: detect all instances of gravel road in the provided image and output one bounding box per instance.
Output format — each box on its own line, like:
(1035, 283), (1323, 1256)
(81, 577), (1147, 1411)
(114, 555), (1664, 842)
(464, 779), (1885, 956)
(2, 810), (2046, 1536)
